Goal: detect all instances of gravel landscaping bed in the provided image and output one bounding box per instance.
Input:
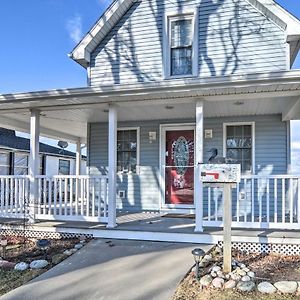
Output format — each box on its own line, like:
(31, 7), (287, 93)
(0, 235), (90, 296)
(173, 246), (300, 300)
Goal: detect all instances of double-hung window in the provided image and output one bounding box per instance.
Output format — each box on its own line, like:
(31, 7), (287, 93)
(117, 128), (139, 173)
(224, 123), (254, 173)
(59, 159), (70, 175)
(165, 13), (197, 78)
(14, 153), (29, 175)
(0, 152), (10, 175)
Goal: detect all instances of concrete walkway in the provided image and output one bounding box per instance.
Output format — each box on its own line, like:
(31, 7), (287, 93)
(1, 239), (211, 300)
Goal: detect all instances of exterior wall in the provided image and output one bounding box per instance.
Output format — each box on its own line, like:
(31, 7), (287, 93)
(45, 156), (87, 176)
(90, 0), (287, 86)
(88, 114), (288, 212)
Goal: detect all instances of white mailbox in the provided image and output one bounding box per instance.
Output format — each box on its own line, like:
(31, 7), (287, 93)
(200, 164), (241, 183)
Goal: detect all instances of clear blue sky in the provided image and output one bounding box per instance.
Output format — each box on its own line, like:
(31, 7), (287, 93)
(0, 0), (300, 168)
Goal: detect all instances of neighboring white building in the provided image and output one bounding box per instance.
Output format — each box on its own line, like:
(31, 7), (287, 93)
(0, 128), (86, 176)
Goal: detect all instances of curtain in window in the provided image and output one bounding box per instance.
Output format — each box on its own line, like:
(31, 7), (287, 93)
(171, 19), (193, 76)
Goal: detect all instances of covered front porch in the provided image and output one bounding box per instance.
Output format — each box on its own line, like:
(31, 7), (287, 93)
(1, 71), (300, 239)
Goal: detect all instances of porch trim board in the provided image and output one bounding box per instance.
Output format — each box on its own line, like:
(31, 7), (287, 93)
(2, 223), (300, 245)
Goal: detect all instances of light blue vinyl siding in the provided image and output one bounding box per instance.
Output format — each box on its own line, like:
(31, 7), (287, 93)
(90, 0), (287, 86)
(88, 114), (288, 212)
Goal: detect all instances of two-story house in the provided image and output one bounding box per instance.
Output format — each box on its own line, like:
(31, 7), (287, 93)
(1, 0), (300, 244)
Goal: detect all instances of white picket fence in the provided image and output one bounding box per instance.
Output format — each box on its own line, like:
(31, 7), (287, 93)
(0, 175), (109, 223)
(203, 175), (300, 229)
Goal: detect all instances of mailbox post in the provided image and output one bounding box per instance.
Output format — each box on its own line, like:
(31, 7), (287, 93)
(199, 164), (241, 273)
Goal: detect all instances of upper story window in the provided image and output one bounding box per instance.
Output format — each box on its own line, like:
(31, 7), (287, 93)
(164, 13), (198, 78)
(224, 123), (254, 174)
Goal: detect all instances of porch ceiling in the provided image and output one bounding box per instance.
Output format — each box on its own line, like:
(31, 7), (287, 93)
(1, 70), (300, 140)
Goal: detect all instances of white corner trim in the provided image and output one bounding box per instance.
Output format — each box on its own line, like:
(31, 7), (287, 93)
(223, 122), (256, 174)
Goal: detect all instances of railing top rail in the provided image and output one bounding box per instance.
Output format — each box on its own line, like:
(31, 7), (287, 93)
(241, 174), (300, 179)
(0, 175), (30, 179)
(35, 175), (108, 179)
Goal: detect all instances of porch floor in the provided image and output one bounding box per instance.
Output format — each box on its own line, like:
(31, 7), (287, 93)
(1, 212), (300, 244)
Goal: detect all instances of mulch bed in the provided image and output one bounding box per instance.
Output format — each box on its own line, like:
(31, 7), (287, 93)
(173, 249), (300, 300)
(0, 234), (85, 296)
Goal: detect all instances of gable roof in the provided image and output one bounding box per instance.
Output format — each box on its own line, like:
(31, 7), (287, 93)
(69, 0), (300, 68)
(0, 128), (80, 158)
(69, 0), (137, 68)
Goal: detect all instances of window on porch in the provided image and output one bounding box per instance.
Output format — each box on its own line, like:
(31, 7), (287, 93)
(117, 129), (138, 173)
(0, 151), (10, 175)
(59, 159), (70, 175)
(225, 124), (253, 173)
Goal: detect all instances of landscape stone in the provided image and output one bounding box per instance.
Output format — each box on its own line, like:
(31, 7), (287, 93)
(217, 270), (225, 278)
(241, 275), (251, 282)
(258, 282), (277, 294)
(212, 277), (224, 288)
(211, 266), (221, 272)
(74, 244), (83, 250)
(0, 260), (15, 269)
(200, 275), (213, 287)
(243, 267), (250, 273)
(210, 271), (217, 278)
(70, 248), (78, 253)
(63, 250), (73, 256)
(30, 260), (49, 269)
(237, 269), (247, 276)
(52, 254), (67, 265)
(231, 274), (241, 281)
(274, 281), (298, 294)
(236, 281), (256, 292)
(238, 263), (246, 269)
(247, 271), (255, 278)
(224, 279), (237, 289)
(14, 262), (29, 271)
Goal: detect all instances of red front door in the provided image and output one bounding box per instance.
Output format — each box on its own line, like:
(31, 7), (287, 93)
(165, 130), (194, 205)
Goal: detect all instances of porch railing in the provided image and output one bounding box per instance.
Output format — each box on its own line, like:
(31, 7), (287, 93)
(0, 176), (30, 218)
(0, 175), (108, 223)
(203, 174), (300, 229)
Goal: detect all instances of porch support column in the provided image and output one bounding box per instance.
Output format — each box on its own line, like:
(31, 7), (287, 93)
(107, 104), (117, 228)
(76, 140), (82, 176)
(195, 100), (204, 232)
(28, 109), (40, 224)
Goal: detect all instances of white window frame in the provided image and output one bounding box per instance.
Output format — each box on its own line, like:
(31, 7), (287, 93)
(117, 127), (140, 174)
(0, 151), (10, 175)
(223, 122), (256, 174)
(163, 9), (199, 79)
(58, 158), (71, 175)
(14, 152), (29, 175)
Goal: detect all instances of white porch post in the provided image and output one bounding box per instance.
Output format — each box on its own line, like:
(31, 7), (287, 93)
(107, 105), (117, 228)
(28, 109), (40, 224)
(76, 140), (82, 176)
(195, 100), (204, 232)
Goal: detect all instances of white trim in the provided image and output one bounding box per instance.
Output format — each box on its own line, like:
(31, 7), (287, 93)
(163, 8), (199, 79)
(4, 223), (300, 245)
(107, 105), (117, 228)
(195, 100), (204, 232)
(116, 126), (140, 174)
(159, 123), (196, 211)
(223, 122), (256, 174)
